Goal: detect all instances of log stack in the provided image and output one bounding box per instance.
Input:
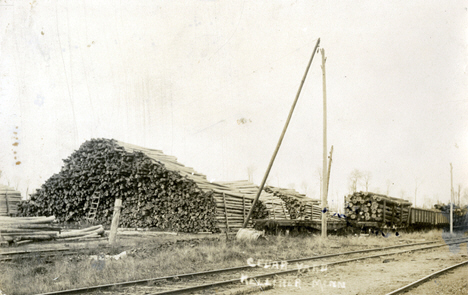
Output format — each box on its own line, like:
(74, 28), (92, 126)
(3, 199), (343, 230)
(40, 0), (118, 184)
(0, 185), (22, 216)
(217, 181), (290, 220)
(18, 139), (267, 233)
(0, 216), (104, 244)
(345, 192), (412, 226)
(264, 186), (320, 220)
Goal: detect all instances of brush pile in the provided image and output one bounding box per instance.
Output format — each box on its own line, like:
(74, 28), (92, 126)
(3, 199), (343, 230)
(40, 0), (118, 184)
(0, 216), (104, 245)
(345, 192), (412, 225)
(0, 185), (21, 216)
(18, 139), (267, 233)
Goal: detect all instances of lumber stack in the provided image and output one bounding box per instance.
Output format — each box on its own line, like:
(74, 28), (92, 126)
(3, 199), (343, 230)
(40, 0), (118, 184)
(0, 185), (22, 216)
(345, 192), (412, 225)
(217, 181), (289, 220)
(0, 216), (104, 244)
(301, 201), (323, 220)
(18, 139), (267, 233)
(265, 186), (320, 220)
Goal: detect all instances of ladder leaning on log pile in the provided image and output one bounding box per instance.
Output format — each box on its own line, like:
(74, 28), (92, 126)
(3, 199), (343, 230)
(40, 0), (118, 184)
(86, 193), (101, 224)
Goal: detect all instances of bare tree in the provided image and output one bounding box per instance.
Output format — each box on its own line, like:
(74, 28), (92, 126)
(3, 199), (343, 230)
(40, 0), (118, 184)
(362, 171), (372, 192)
(414, 178), (423, 207)
(246, 165), (256, 183)
(348, 169), (363, 193)
(462, 188), (468, 206)
(317, 167), (323, 197)
(457, 184), (461, 206)
(288, 183), (296, 190)
(400, 189), (406, 199)
(301, 180), (309, 195)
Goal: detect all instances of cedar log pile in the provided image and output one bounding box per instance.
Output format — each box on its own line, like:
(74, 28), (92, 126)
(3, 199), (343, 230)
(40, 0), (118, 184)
(264, 186), (333, 221)
(0, 185), (21, 216)
(345, 192), (412, 225)
(217, 181), (289, 220)
(0, 216), (104, 245)
(262, 186), (344, 222)
(18, 139), (267, 233)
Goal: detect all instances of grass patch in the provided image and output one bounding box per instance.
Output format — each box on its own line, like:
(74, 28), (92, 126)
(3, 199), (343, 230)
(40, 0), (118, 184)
(0, 230), (446, 295)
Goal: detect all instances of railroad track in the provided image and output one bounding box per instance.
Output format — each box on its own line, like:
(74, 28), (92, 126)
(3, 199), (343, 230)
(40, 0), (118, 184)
(29, 237), (468, 295)
(385, 259), (468, 295)
(0, 247), (78, 262)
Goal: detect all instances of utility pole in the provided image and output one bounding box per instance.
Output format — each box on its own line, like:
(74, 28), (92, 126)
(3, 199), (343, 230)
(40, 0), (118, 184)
(321, 48), (328, 238)
(450, 163), (453, 234)
(326, 146), (334, 193)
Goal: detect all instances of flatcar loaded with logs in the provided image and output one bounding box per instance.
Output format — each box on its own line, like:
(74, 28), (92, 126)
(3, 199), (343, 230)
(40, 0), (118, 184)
(345, 192), (467, 232)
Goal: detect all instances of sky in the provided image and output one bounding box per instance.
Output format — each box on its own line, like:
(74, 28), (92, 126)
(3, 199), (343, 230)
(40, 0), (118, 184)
(1, 1), (467, 211)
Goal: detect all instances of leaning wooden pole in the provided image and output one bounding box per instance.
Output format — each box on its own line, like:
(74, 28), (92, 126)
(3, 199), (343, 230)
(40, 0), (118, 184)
(321, 48), (328, 238)
(109, 198), (122, 245)
(242, 38), (321, 228)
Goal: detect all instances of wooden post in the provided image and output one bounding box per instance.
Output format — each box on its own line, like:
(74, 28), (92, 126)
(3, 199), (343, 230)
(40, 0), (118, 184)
(4, 191), (9, 215)
(407, 207), (411, 226)
(400, 206), (403, 226)
(383, 200), (386, 225)
(321, 47), (328, 238)
(242, 196), (246, 225)
(223, 193), (230, 233)
(109, 198), (122, 245)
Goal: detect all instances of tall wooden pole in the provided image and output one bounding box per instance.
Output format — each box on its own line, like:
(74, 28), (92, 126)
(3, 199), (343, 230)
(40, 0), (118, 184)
(326, 146), (334, 193)
(109, 198), (122, 245)
(450, 163), (453, 234)
(321, 48), (328, 238)
(242, 38), (320, 228)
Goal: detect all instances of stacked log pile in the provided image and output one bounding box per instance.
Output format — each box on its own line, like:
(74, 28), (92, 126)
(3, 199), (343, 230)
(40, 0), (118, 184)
(433, 203), (468, 227)
(0, 185), (21, 216)
(0, 216), (104, 244)
(199, 183), (268, 232)
(345, 192), (412, 226)
(18, 139), (267, 233)
(217, 181), (289, 220)
(264, 186), (321, 220)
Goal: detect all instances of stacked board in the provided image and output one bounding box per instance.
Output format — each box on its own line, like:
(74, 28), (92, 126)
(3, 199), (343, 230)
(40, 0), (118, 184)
(18, 139), (267, 233)
(217, 181), (289, 220)
(345, 192), (412, 227)
(0, 185), (21, 216)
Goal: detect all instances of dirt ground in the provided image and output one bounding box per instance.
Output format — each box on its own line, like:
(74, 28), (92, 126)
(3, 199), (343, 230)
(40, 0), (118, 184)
(258, 241), (468, 295)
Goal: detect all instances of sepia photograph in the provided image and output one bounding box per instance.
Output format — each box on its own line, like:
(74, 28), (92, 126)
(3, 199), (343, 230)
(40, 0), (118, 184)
(0, 1), (467, 294)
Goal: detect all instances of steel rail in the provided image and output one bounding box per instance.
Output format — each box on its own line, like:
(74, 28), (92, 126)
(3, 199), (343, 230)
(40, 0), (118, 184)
(146, 238), (468, 295)
(0, 247), (71, 256)
(385, 260), (468, 295)
(33, 237), (468, 295)
(34, 240), (445, 294)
